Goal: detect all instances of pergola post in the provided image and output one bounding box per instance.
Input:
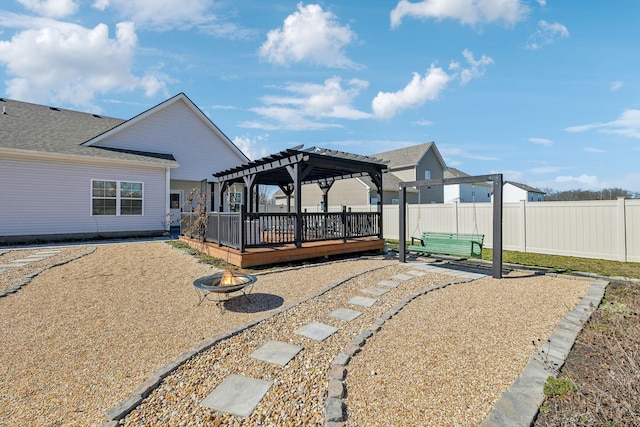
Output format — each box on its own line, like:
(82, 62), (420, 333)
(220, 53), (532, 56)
(399, 185), (407, 263)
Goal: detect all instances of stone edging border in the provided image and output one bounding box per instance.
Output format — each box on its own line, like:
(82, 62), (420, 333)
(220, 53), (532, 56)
(0, 246), (97, 298)
(321, 272), (607, 426)
(100, 264), (392, 426)
(479, 276), (608, 426)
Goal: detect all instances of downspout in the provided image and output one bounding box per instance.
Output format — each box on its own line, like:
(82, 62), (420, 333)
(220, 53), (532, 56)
(165, 167), (171, 231)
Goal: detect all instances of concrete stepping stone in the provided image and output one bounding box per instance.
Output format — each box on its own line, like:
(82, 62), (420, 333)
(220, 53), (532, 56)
(249, 340), (302, 367)
(347, 296), (377, 308)
(377, 279), (400, 288)
(329, 307), (363, 322)
(392, 273), (414, 281)
(23, 256), (47, 261)
(361, 287), (389, 296)
(295, 321), (339, 341)
(10, 259), (35, 264)
(407, 270), (427, 276)
(0, 264), (27, 268)
(200, 374), (272, 417)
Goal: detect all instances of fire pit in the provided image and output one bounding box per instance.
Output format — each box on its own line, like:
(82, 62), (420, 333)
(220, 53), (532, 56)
(193, 270), (257, 307)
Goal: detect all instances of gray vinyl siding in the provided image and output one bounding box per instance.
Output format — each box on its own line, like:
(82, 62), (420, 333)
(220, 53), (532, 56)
(91, 100), (245, 181)
(0, 157), (167, 237)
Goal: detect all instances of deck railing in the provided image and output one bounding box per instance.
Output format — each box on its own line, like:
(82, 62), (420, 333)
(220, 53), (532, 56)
(181, 209), (381, 251)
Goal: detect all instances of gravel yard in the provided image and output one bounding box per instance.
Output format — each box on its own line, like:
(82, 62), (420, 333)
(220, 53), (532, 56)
(0, 241), (592, 426)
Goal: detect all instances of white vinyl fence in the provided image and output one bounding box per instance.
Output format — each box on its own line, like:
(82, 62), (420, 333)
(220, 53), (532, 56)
(291, 199), (640, 262)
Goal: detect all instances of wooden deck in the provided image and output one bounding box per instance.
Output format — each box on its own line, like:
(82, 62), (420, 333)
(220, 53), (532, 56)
(179, 236), (385, 268)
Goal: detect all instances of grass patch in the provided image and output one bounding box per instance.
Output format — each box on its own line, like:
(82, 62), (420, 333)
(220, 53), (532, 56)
(543, 376), (575, 398)
(386, 239), (640, 279)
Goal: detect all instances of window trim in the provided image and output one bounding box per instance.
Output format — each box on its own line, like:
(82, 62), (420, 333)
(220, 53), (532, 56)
(91, 179), (144, 216)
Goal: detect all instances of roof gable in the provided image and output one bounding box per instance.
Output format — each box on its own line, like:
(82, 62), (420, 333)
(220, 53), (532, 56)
(372, 141), (446, 170)
(83, 93), (247, 162)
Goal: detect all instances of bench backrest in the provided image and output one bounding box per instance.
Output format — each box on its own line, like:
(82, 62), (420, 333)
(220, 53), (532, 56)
(421, 232), (484, 244)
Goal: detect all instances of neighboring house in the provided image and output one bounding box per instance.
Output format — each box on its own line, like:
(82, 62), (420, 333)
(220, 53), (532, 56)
(443, 167), (492, 203)
(0, 93), (248, 244)
(502, 181), (545, 202)
(273, 141), (444, 208)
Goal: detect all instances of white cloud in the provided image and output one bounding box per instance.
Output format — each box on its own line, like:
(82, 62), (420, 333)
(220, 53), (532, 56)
(372, 65), (450, 119)
(259, 3), (358, 68)
(536, 0), (546, 6)
(611, 81), (623, 91)
(390, 0), (529, 28)
(94, 0), (214, 31)
(526, 20), (569, 49)
(584, 147), (606, 153)
(92, 0), (109, 11)
(565, 109), (640, 139)
(241, 76), (370, 131)
(17, 0), (78, 18)
(528, 137), (554, 146)
(412, 119), (434, 126)
(454, 49), (493, 85)
(233, 135), (270, 160)
(0, 18), (168, 110)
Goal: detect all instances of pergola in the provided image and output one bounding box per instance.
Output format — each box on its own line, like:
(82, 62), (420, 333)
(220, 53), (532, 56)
(212, 145), (388, 250)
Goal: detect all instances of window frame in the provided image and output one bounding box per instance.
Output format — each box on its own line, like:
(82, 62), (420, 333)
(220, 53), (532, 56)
(91, 179), (144, 216)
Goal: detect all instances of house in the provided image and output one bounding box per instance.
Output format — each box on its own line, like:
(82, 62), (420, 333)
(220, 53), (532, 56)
(0, 93), (248, 244)
(443, 167), (492, 203)
(502, 181), (545, 202)
(273, 141), (445, 209)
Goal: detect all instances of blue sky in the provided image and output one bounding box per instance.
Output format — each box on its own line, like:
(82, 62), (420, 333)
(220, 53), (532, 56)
(1, 1), (639, 192)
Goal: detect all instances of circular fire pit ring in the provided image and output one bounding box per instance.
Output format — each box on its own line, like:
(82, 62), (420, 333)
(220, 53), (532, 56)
(193, 271), (257, 307)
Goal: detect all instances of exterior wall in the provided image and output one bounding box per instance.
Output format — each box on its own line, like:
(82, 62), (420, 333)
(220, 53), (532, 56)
(503, 184), (527, 202)
(416, 151), (444, 203)
(390, 167), (415, 182)
(170, 179), (213, 212)
(444, 184), (460, 203)
(273, 179), (370, 210)
(0, 156), (167, 240)
(91, 99), (246, 182)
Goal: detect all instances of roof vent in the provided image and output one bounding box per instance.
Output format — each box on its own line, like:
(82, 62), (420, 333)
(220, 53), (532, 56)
(0, 98), (5, 102)
(93, 114), (102, 118)
(2, 106), (6, 115)
(49, 106), (60, 111)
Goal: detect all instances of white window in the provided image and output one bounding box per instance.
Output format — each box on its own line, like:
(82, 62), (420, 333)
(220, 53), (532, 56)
(92, 180), (143, 216)
(424, 170), (431, 180)
(391, 198), (399, 205)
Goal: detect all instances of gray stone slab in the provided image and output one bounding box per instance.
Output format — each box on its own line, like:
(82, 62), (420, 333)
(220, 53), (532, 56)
(0, 264), (27, 268)
(249, 340), (302, 367)
(348, 296), (377, 308)
(24, 256), (48, 260)
(200, 374), (272, 417)
(392, 273), (414, 281)
(407, 270), (427, 276)
(377, 279), (400, 288)
(328, 307), (363, 322)
(295, 321), (339, 341)
(10, 259), (34, 264)
(361, 287), (389, 296)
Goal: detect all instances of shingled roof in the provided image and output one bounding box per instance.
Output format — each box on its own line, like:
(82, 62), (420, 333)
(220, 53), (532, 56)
(371, 141), (445, 170)
(0, 98), (177, 166)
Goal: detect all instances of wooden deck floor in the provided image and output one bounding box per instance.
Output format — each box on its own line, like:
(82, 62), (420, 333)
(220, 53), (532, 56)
(179, 236), (385, 268)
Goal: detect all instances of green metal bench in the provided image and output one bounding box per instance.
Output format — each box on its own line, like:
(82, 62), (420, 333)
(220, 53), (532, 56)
(408, 232), (484, 258)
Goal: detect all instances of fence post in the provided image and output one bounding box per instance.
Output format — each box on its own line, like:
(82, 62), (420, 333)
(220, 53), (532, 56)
(453, 201), (459, 233)
(520, 200), (527, 253)
(617, 197), (627, 262)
